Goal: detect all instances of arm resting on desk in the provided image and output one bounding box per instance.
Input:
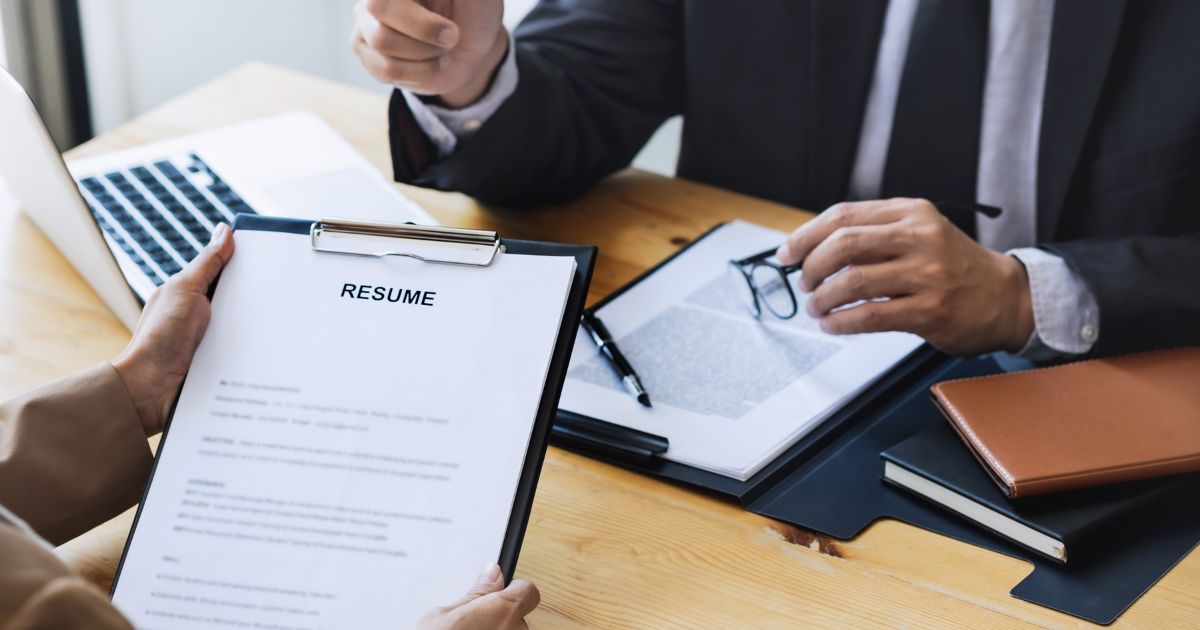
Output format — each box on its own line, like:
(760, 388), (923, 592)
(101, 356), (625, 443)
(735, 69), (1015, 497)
(0, 364), (152, 546)
(1042, 232), (1200, 356)
(390, 0), (684, 207)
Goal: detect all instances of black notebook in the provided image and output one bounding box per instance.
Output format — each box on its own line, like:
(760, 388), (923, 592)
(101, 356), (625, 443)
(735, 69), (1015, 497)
(881, 422), (1184, 564)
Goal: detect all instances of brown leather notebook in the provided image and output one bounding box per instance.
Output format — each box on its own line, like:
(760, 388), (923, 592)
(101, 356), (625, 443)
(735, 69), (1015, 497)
(930, 348), (1200, 498)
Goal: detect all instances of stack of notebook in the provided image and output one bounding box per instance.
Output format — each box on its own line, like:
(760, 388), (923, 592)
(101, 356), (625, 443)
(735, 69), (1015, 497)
(880, 348), (1200, 563)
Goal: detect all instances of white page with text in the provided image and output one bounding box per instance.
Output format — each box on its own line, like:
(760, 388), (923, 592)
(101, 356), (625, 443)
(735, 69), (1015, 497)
(112, 229), (576, 628)
(560, 220), (922, 481)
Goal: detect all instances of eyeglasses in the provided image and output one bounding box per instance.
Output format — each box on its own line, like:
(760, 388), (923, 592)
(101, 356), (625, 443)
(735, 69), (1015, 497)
(727, 247), (804, 319)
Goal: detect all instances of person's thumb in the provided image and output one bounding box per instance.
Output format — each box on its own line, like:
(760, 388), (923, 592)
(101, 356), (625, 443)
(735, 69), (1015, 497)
(463, 563), (504, 600)
(176, 223), (234, 291)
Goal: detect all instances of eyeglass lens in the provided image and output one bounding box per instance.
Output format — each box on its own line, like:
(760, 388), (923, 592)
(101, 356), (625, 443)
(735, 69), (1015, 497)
(727, 262), (760, 316)
(750, 264), (797, 318)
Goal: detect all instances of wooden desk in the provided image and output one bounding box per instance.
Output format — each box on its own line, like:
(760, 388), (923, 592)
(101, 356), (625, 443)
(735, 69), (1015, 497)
(4, 63), (1195, 628)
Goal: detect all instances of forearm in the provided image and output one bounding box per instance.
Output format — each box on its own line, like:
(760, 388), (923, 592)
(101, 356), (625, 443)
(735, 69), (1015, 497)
(0, 519), (133, 628)
(0, 365), (152, 545)
(391, 0), (684, 207)
(1041, 232), (1200, 356)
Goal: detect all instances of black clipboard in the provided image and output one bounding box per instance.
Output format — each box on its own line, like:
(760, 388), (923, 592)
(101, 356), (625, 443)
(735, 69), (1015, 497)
(555, 222), (945, 501)
(111, 214), (596, 601)
(552, 224), (1200, 624)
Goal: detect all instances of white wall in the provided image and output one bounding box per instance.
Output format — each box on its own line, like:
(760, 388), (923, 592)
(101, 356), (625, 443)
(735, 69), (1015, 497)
(0, 7), (8, 211)
(81, 0), (376, 133)
(81, 0), (540, 133)
(80, 0), (679, 175)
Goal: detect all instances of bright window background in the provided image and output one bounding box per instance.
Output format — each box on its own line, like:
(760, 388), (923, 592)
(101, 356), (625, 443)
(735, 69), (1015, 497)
(0, 9), (9, 209)
(79, 0), (678, 175)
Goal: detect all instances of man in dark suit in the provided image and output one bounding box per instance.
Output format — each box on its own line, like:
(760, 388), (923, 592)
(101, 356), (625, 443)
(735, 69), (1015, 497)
(352, 0), (1200, 359)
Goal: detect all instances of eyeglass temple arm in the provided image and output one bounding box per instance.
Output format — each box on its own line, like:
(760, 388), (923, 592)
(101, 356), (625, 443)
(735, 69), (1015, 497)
(732, 246), (781, 266)
(733, 247), (804, 274)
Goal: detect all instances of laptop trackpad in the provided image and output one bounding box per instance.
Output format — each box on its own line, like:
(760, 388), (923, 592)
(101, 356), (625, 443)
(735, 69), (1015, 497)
(260, 167), (429, 224)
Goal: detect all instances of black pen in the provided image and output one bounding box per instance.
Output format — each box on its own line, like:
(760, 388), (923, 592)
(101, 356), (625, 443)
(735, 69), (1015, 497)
(581, 311), (652, 408)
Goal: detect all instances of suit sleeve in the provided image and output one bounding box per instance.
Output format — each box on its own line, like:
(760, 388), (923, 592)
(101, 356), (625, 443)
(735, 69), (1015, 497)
(1041, 232), (1200, 356)
(390, 0), (685, 207)
(0, 364), (153, 546)
(0, 519), (134, 630)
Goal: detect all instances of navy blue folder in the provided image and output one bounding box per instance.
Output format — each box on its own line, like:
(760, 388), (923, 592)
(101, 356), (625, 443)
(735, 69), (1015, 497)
(553, 226), (1200, 624)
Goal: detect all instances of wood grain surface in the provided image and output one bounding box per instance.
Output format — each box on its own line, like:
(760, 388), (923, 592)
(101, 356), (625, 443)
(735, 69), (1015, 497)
(1, 62), (1193, 628)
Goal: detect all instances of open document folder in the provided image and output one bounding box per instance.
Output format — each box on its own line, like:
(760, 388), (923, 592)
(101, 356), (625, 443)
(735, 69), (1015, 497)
(560, 221), (923, 481)
(111, 216), (594, 628)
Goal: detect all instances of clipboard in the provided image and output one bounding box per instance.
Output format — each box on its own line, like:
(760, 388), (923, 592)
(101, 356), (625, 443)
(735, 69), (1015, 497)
(111, 214), (595, 613)
(552, 224), (1200, 624)
(554, 222), (945, 498)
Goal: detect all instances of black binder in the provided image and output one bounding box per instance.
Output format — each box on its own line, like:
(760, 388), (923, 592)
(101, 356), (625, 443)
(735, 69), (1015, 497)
(112, 214), (596, 597)
(882, 422), (1193, 565)
(552, 225), (1200, 624)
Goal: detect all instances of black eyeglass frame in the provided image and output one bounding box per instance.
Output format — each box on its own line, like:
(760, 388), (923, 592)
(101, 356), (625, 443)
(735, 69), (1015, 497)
(728, 200), (1000, 320)
(728, 247), (805, 319)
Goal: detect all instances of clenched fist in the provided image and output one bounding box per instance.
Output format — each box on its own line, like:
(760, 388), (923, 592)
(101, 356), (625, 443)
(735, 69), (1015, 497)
(352, 0), (507, 108)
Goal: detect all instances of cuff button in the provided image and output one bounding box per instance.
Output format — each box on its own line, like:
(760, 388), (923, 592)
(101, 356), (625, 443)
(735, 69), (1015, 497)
(1080, 323), (1099, 344)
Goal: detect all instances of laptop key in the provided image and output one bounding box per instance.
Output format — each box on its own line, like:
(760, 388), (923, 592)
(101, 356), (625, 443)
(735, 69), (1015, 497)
(130, 166), (212, 244)
(103, 171), (192, 270)
(154, 161), (230, 225)
(189, 155), (257, 218)
(168, 238), (198, 261)
(80, 156), (258, 289)
(87, 205), (162, 282)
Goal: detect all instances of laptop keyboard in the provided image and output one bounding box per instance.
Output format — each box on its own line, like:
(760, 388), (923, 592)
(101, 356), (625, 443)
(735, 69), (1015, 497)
(76, 154), (257, 287)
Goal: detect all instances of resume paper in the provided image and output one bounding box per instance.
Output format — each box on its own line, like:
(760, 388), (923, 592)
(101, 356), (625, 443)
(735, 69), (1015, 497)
(112, 229), (576, 628)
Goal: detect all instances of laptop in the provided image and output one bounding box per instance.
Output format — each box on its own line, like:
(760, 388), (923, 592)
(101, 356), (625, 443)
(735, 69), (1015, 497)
(0, 66), (436, 330)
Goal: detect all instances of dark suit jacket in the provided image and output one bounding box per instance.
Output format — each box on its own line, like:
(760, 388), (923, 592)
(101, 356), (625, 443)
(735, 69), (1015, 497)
(389, 0), (1200, 357)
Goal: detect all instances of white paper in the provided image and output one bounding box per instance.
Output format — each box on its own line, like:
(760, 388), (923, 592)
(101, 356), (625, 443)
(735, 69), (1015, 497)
(112, 230), (576, 628)
(560, 220), (923, 481)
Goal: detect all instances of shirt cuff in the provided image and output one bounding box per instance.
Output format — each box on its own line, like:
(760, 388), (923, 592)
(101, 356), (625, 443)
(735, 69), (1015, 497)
(400, 32), (519, 157)
(1008, 248), (1101, 361)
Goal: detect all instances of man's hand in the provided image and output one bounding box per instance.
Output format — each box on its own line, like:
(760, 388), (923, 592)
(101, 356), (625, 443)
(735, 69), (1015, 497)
(776, 198), (1035, 356)
(112, 224), (234, 436)
(352, 0), (507, 108)
(420, 564), (540, 630)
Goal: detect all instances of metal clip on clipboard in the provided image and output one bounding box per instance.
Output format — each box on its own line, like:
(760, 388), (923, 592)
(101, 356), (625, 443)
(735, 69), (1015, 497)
(310, 218), (505, 267)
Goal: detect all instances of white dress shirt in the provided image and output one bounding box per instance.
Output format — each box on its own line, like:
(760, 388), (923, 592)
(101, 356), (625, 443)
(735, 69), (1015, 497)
(401, 33), (520, 157)
(403, 1), (1101, 358)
